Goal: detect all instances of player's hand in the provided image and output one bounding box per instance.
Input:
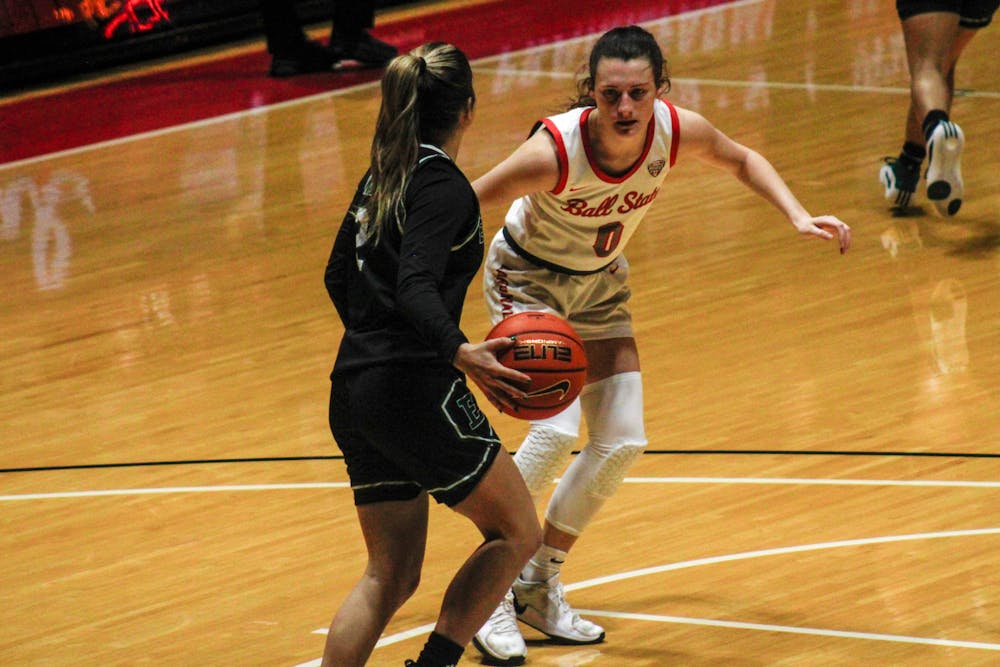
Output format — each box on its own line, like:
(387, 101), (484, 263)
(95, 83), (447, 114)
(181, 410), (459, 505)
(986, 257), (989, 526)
(453, 338), (530, 411)
(793, 214), (852, 254)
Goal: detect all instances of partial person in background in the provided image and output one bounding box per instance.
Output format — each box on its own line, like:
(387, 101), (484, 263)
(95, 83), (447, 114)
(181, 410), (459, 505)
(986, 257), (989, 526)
(471, 25), (851, 666)
(321, 43), (540, 667)
(879, 0), (999, 215)
(260, 0), (397, 77)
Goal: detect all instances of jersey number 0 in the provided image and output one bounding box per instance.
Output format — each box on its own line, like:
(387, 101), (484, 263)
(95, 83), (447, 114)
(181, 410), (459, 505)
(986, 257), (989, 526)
(593, 221), (624, 258)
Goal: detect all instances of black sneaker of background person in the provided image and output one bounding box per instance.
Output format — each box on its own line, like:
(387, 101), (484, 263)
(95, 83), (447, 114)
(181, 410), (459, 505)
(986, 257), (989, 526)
(269, 39), (335, 77)
(331, 30), (398, 68)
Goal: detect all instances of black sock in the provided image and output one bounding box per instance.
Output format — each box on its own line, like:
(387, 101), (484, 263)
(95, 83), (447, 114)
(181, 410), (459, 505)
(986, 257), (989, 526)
(897, 141), (925, 172)
(922, 109), (950, 141)
(900, 141), (926, 164)
(412, 631), (463, 667)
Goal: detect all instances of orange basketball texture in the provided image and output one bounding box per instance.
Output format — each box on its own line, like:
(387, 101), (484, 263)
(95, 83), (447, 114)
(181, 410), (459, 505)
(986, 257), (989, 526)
(486, 312), (588, 420)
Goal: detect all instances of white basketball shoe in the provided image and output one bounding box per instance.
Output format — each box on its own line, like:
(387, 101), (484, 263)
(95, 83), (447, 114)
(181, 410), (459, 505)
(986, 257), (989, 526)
(512, 574), (605, 644)
(925, 120), (964, 216)
(472, 591), (527, 666)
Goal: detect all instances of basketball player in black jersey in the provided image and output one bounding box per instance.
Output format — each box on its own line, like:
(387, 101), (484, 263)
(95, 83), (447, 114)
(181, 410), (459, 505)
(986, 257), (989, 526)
(320, 43), (541, 667)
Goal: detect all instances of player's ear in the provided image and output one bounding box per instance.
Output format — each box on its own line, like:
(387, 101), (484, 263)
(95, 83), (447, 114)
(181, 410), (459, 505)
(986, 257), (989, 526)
(461, 96), (475, 126)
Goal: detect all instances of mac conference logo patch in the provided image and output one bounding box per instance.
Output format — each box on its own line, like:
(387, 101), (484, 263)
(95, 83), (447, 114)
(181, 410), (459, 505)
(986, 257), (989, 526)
(647, 158), (666, 176)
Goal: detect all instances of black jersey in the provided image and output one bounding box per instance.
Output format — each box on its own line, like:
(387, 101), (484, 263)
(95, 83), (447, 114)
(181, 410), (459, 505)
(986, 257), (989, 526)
(325, 144), (483, 372)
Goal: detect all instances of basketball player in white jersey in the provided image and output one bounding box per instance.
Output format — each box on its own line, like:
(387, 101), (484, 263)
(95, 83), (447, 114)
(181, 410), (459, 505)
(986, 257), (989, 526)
(472, 25), (851, 665)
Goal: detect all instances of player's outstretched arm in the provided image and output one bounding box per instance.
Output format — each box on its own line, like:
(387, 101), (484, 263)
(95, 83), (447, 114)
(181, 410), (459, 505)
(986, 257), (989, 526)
(472, 129), (561, 208)
(675, 107), (851, 254)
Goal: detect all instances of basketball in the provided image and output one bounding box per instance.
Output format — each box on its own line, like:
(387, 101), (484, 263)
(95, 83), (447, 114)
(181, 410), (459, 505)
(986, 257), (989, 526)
(486, 311), (588, 420)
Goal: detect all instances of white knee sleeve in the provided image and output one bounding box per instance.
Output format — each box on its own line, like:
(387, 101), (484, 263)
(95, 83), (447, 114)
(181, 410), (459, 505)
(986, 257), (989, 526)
(513, 397), (581, 497)
(546, 372), (646, 536)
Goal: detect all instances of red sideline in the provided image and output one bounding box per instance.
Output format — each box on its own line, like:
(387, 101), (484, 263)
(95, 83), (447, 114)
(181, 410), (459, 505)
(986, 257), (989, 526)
(1, 0), (729, 165)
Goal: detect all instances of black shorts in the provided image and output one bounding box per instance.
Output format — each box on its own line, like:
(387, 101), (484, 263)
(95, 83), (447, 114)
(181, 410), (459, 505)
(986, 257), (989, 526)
(329, 363), (502, 507)
(897, 0), (1000, 27)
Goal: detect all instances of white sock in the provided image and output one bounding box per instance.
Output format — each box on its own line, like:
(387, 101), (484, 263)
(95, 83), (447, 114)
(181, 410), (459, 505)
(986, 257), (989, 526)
(521, 544), (568, 583)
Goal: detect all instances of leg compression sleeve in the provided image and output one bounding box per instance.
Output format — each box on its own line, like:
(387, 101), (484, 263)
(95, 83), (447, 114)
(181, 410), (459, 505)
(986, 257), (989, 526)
(546, 372), (647, 536)
(513, 397), (581, 497)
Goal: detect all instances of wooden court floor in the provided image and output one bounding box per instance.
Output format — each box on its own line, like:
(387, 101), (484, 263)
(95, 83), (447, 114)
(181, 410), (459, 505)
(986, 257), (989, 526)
(2, 0), (999, 664)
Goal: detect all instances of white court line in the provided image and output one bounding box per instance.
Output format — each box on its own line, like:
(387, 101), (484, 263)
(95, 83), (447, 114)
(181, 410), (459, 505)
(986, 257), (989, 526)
(14, 0), (997, 176)
(5, 71), (996, 174)
(3, 475), (1000, 501)
(6, 0), (997, 173)
(574, 610), (1000, 652)
(8, 478), (990, 595)
(665, 78), (1000, 98)
(474, 67), (1000, 99)
(0, 0), (794, 173)
(0, 482), (349, 501)
(296, 623), (436, 667)
(296, 527), (1000, 666)
(5, 475), (993, 659)
(624, 476), (1000, 488)
(0, 79), (379, 173)
(563, 527), (1000, 591)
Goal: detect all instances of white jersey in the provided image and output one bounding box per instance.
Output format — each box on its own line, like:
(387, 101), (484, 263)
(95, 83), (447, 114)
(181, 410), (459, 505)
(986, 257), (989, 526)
(502, 98), (679, 274)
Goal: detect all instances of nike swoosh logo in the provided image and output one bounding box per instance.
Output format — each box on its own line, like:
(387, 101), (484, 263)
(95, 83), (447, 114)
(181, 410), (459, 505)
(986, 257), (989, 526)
(525, 379), (571, 400)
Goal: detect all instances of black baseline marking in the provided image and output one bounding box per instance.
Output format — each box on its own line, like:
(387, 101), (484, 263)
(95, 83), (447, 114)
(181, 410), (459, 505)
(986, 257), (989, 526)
(2, 449), (998, 474)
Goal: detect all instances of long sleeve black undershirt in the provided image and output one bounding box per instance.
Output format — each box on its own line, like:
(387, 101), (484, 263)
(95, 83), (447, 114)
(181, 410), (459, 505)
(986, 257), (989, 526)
(325, 149), (482, 373)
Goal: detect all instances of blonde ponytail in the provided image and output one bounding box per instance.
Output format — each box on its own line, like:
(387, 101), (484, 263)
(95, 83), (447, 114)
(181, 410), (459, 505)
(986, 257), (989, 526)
(368, 53), (423, 240)
(366, 43), (475, 241)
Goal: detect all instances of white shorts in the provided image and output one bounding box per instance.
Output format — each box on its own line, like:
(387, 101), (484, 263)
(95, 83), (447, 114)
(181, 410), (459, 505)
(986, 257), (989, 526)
(483, 228), (633, 340)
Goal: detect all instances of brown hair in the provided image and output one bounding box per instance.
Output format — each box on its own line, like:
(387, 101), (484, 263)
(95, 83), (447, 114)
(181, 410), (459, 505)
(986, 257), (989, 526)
(367, 42), (475, 239)
(570, 25), (670, 109)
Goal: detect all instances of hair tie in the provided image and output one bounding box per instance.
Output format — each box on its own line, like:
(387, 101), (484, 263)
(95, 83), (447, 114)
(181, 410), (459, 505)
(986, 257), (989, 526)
(417, 56), (427, 74)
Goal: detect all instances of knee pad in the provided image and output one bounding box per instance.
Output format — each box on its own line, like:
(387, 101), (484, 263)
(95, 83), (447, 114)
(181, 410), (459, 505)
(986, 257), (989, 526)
(513, 397), (581, 496)
(545, 372), (646, 535)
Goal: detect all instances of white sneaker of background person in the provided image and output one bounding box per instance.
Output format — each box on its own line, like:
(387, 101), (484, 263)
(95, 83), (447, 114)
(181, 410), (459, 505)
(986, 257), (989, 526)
(925, 120), (964, 216)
